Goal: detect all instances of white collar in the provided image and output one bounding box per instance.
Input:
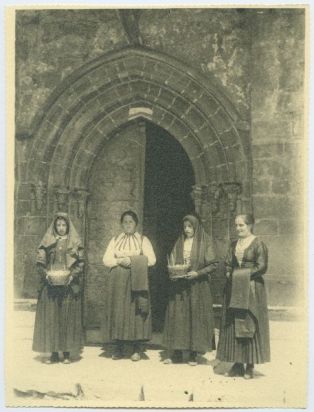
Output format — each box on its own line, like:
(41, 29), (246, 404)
(237, 234), (256, 247)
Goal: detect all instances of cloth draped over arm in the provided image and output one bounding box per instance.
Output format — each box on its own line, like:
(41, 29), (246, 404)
(229, 268), (258, 338)
(130, 255), (149, 316)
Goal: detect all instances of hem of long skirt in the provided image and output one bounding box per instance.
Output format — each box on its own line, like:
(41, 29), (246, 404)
(103, 338), (151, 344)
(216, 355), (270, 364)
(163, 345), (213, 354)
(32, 346), (84, 353)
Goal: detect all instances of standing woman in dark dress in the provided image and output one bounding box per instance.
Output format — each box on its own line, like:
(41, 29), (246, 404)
(163, 215), (218, 366)
(32, 212), (84, 364)
(216, 214), (270, 379)
(102, 210), (156, 361)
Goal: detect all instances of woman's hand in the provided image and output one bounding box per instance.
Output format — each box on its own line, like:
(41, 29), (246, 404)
(118, 257), (131, 268)
(66, 275), (74, 286)
(185, 271), (198, 280)
(45, 273), (52, 285)
(226, 271), (231, 279)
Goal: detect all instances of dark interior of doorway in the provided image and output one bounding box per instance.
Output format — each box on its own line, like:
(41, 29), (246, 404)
(143, 121), (195, 333)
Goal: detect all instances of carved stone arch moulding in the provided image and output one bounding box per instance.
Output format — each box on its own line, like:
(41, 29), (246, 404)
(20, 47), (252, 222)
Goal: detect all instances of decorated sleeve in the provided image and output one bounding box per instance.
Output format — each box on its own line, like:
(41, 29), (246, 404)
(103, 237), (118, 268)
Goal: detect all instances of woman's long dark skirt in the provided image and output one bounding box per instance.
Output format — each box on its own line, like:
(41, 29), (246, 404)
(101, 265), (152, 342)
(163, 276), (214, 354)
(216, 277), (271, 364)
(32, 286), (83, 353)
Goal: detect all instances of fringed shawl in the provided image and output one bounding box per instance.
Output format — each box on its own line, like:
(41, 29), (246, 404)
(36, 212), (84, 269)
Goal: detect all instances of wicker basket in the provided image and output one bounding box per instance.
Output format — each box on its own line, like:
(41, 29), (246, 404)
(167, 264), (190, 279)
(47, 269), (71, 286)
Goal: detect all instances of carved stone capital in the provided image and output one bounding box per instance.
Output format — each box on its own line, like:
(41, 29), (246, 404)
(191, 185), (210, 221)
(208, 183), (224, 214)
(221, 182), (242, 213)
(73, 189), (90, 218)
(54, 187), (70, 213)
(31, 181), (47, 211)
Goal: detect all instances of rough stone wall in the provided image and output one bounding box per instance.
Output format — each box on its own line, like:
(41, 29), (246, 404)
(251, 9), (305, 305)
(14, 8), (306, 310)
(15, 10), (128, 136)
(15, 8), (251, 136)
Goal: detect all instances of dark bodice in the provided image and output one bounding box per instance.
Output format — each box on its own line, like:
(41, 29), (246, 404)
(225, 237), (268, 279)
(36, 238), (84, 296)
(47, 239), (68, 270)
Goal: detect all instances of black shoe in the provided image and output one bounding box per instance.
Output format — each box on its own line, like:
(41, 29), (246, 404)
(226, 362), (245, 377)
(188, 351), (198, 366)
(173, 350), (183, 363)
(63, 352), (71, 364)
(44, 352), (59, 364)
(244, 363), (254, 379)
(112, 344), (124, 360)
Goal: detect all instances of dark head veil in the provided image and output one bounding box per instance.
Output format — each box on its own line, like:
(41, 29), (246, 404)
(170, 214), (216, 271)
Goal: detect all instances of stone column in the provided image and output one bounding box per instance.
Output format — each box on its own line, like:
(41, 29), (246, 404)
(54, 187), (70, 213)
(71, 189), (90, 244)
(191, 184), (211, 234)
(30, 181), (47, 213)
(222, 182), (242, 239)
(222, 182), (242, 214)
(208, 183), (224, 215)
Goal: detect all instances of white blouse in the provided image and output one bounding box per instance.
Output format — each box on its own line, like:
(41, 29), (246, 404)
(183, 237), (194, 266)
(103, 232), (156, 268)
(235, 234), (256, 266)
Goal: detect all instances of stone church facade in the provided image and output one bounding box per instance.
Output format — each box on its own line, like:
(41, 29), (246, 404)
(14, 9), (305, 337)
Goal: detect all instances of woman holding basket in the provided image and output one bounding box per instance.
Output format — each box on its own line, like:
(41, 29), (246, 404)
(32, 212), (84, 364)
(163, 214), (218, 365)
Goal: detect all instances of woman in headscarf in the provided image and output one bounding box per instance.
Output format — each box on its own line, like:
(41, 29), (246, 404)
(32, 212), (84, 364)
(216, 214), (270, 379)
(101, 210), (156, 361)
(163, 214), (218, 366)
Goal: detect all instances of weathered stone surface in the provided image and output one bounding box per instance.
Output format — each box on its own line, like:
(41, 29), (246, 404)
(252, 178), (271, 195)
(253, 159), (289, 179)
(252, 143), (284, 159)
(140, 9), (251, 119)
(253, 195), (298, 219)
(272, 180), (290, 194)
(254, 219), (278, 236)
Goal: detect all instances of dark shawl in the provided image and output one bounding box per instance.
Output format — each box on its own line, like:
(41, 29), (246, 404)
(130, 255), (149, 316)
(229, 268), (258, 338)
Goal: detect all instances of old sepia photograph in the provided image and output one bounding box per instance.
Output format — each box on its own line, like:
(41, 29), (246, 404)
(5, 4), (308, 408)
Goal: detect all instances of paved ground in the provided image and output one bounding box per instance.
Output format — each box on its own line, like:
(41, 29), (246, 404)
(6, 310), (308, 408)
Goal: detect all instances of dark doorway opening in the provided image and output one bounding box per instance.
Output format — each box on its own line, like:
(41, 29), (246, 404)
(143, 122), (195, 332)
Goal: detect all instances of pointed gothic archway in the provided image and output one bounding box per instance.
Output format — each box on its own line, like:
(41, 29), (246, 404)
(21, 46), (252, 228)
(17, 47), (253, 327)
